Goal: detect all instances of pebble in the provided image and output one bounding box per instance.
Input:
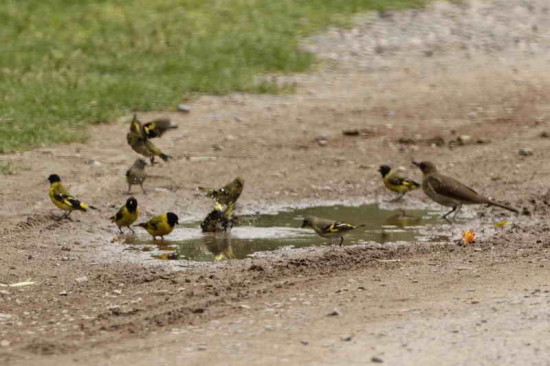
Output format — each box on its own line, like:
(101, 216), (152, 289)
(371, 356), (384, 363)
(327, 309), (341, 317)
(112, 289), (122, 295)
(341, 335), (353, 342)
(0, 340), (10, 347)
(75, 276), (89, 283)
(177, 104), (191, 113)
(59, 291), (68, 296)
(0, 290), (11, 296)
(518, 148), (534, 157)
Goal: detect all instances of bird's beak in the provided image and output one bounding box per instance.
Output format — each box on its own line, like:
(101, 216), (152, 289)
(412, 161), (420, 167)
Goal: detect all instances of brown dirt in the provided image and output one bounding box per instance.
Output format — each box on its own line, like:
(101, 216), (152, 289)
(1, 0), (550, 364)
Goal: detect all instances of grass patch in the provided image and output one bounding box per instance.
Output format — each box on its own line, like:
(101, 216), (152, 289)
(0, 0), (427, 152)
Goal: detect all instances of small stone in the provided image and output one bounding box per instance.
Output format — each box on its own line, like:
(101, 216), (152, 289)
(341, 335), (353, 342)
(59, 291), (68, 296)
(540, 131), (549, 138)
(300, 340), (309, 346)
(112, 289), (122, 295)
(371, 356), (384, 363)
(315, 137), (329, 146)
(109, 305), (121, 315)
(0, 340), (10, 347)
(342, 129), (360, 136)
(518, 148), (534, 156)
(327, 309), (341, 317)
(197, 344), (207, 351)
(75, 276), (88, 284)
(177, 104), (191, 113)
(240, 305), (251, 310)
(0, 290), (11, 296)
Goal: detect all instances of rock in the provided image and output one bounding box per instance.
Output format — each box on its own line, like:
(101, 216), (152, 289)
(314, 136), (329, 146)
(518, 148), (534, 157)
(112, 289), (122, 295)
(177, 104), (191, 113)
(341, 335), (353, 342)
(300, 340), (309, 346)
(239, 304), (251, 310)
(0, 290), (11, 296)
(0, 340), (10, 347)
(540, 131), (549, 138)
(109, 305), (121, 315)
(59, 291), (68, 296)
(342, 129), (360, 136)
(327, 309), (341, 317)
(371, 356), (384, 363)
(75, 276), (88, 284)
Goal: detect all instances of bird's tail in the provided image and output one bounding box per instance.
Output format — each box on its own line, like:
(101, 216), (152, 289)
(487, 200), (519, 214)
(159, 153), (171, 162)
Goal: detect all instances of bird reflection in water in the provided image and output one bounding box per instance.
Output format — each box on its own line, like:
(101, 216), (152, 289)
(380, 210), (422, 243)
(203, 235), (235, 261)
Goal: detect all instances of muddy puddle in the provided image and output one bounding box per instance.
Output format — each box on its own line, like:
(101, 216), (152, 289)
(123, 204), (459, 262)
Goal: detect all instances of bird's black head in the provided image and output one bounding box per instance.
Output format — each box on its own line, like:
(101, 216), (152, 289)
(378, 165), (391, 177)
(167, 212), (179, 227)
(125, 197), (138, 212)
(48, 174), (61, 183)
(412, 161), (437, 174)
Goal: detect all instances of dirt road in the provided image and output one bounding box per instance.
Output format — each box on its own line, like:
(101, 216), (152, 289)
(1, 0), (550, 364)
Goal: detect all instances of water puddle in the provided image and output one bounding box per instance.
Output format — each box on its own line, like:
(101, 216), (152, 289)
(123, 204), (454, 262)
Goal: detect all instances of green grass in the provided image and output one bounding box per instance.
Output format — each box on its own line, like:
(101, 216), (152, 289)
(0, 0), (427, 152)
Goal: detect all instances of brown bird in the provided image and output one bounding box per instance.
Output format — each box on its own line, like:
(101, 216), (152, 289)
(143, 118), (178, 139)
(412, 161), (518, 219)
(126, 158), (147, 194)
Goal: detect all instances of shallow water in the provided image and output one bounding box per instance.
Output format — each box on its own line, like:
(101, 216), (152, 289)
(124, 204), (454, 262)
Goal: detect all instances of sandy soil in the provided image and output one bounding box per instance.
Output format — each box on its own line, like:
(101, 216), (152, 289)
(1, 0), (550, 364)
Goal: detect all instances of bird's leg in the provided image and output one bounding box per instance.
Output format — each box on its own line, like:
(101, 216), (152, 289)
(127, 185), (132, 194)
(140, 183), (146, 195)
(387, 192), (405, 203)
(442, 206), (457, 220)
(339, 236), (344, 247)
(452, 204), (463, 219)
(150, 156), (155, 165)
(119, 227), (124, 234)
(129, 226), (135, 234)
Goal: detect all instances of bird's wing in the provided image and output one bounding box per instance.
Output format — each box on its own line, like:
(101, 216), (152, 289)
(321, 222), (355, 234)
(388, 172), (420, 188)
(143, 119), (176, 138)
(112, 207), (125, 222)
(144, 139), (163, 156)
(426, 174), (485, 203)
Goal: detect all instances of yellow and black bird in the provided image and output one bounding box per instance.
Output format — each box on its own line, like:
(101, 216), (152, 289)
(110, 197), (140, 233)
(199, 177), (244, 206)
(378, 165), (420, 202)
(143, 118), (178, 139)
(48, 174), (97, 219)
(300, 216), (364, 246)
(126, 158), (147, 194)
(136, 212), (179, 240)
(412, 161), (519, 219)
(126, 114), (171, 165)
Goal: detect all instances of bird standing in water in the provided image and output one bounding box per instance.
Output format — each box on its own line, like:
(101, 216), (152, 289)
(378, 165), (420, 202)
(412, 161), (518, 219)
(136, 212), (179, 240)
(301, 216), (364, 246)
